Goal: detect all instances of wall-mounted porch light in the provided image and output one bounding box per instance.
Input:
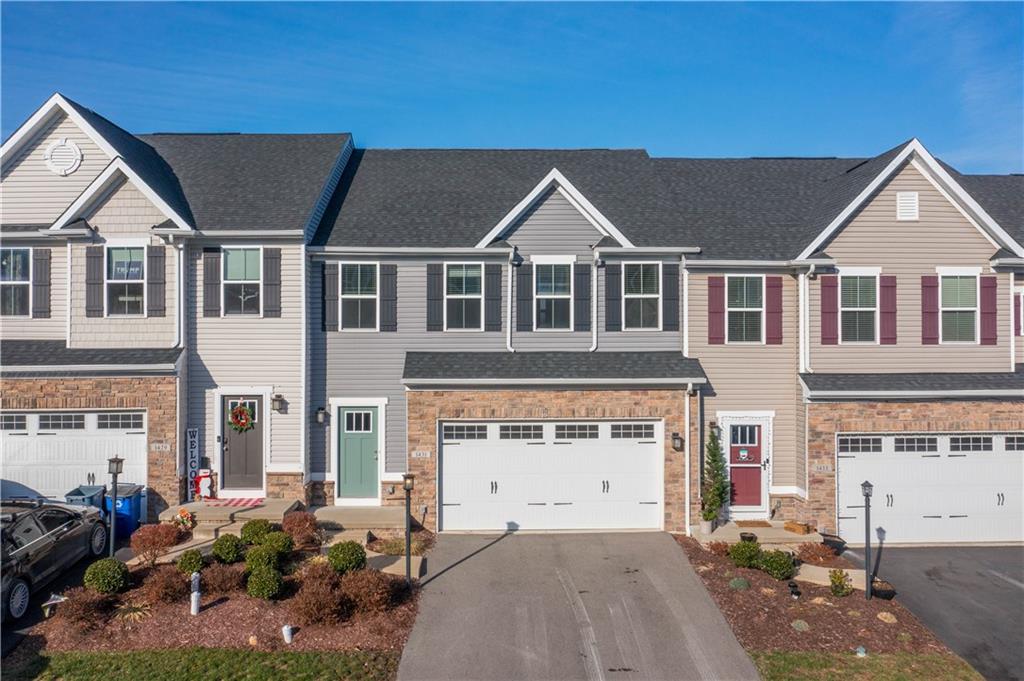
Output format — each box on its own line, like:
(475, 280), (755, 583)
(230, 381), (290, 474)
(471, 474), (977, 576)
(315, 407), (327, 425)
(671, 432), (684, 451)
(271, 394), (284, 412)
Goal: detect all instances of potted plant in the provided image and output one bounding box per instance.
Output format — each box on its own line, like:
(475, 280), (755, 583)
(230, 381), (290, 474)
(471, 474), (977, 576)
(700, 428), (729, 535)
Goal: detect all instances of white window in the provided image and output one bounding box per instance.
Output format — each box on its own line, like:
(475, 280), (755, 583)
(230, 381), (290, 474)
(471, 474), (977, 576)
(0, 414), (27, 431)
(894, 436), (938, 452)
(97, 412), (144, 430)
(535, 263), (572, 330)
(611, 423), (655, 439)
(940, 275), (978, 343)
(726, 275), (763, 343)
(837, 436), (882, 453)
(445, 263), (483, 330)
(730, 425), (758, 446)
(896, 192), (919, 221)
(1005, 435), (1024, 452)
(222, 248), (261, 315)
(443, 424), (487, 440)
(949, 435), (992, 452)
(344, 411), (372, 432)
(499, 424), (543, 440)
(106, 246), (145, 316)
(840, 275), (878, 343)
(38, 413), (85, 430)
(0, 248), (31, 317)
(555, 423), (599, 439)
(227, 399), (258, 423)
(340, 263), (378, 330)
(623, 262), (660, 329)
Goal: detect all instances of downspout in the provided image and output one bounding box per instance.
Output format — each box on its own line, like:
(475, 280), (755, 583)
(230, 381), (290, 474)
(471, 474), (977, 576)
(588, 256), (599, 351)
(506, 250), (515, 352)
(803, 264), (816, 373)
(681, 256), (689, 356)
(174, 239), (184, 348)
(684, 384), (692, 536)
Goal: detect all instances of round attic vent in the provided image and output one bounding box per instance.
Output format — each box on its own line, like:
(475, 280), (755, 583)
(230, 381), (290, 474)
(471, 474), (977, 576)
(43, 137), (83, 176)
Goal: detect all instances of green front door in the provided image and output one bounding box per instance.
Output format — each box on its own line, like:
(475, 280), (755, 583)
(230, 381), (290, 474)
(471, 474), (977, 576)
(339, 407), (379, 499)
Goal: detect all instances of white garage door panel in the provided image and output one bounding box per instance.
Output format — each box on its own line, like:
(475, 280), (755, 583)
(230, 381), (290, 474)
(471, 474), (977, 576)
(439, 421), (663, 532)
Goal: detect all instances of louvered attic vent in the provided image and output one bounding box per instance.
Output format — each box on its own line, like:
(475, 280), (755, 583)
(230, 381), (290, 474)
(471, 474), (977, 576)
(896, 191), (919, 221)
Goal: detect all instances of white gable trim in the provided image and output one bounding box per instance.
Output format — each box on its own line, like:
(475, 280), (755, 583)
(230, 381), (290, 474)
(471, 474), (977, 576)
(1, 93), (117, 162)
(473, 167), (635, 249)
(50, 157), (192, 231)
(797, 139), (1024, 260)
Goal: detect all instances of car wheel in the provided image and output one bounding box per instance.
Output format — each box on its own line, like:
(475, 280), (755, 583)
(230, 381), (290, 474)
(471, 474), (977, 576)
(6, 578), (30, 621)
(89, 523), (108, 557)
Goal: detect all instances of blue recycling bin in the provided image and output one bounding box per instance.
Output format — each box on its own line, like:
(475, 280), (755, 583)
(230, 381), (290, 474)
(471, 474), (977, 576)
(103, 484), (144, 540)
(65, 485), (107, 511)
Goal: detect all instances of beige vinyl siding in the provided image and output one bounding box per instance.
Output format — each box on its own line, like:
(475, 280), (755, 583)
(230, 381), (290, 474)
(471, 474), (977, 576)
(688, 271), (803, 489)
(1, 112), (110, 224)
(69, 179), (177, 347)
(188, 242), (305, 472)
(809, 162), (1010, 372)
(0, 242), (67, 339)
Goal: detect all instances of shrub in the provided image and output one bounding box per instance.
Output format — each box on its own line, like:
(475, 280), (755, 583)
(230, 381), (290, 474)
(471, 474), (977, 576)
(83, 558), (130, 594)
(240, 519), (274, 545)
(340, 569), (407, 613)
(282, 511), (323, 548)
(202, 563), (245, 595)
(245, 545), (280, 573)
(300, 557), (341, 587)
(701, 428), (729, 521)
(246, 566), (283, 600)
(176, 549), (205, 575)
(830, 569), (854, 597)
(211, 534), (245, 564)
(258, 530), (294, 557)
(728, 541), (762, 569)
(288, 562), (348, 626)
(327, 541), (367, 574)
(707, 541), (730, 557)
(758, 550), (796, 580)
(142, 565), (189, 604)
(797, 542), (837, 565)
(57, 587), (114, 628)
(373, 536), (427, 556)
(129, 524), (181, 567)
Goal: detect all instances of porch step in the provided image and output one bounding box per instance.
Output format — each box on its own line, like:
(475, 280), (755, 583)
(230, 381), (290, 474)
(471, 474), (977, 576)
(158, 498), (302, 525)
(312, 505), (405, 531)
(191, 521), (247, 541)
(693, 520), (824, 549)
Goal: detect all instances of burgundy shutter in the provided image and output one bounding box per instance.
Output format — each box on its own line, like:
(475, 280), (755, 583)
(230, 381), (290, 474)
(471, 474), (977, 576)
(1015, 293), (1022, 337)
(980, 275), (998, 345)
(820, 275), (838, 345)
(707, 276), (725, 344)
(921, 276), (939, 345)
(879, 275), (897, 345)
(765, 276), (783, 345)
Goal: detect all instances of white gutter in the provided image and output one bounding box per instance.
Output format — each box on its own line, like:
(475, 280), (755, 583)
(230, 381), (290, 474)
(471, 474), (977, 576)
(595, 246), (702, 255)
(0, 228), (94, 240)
(588, 257), (598, 352)
(402, 377), (708, 387)
(684, 258), (835, 269)
(806, 389), (1023, 399)
(3, 363), (179, 373)
(991, 257), (1024, 267)
(506, 252), (516, 353)
(309, 246), (512, 255)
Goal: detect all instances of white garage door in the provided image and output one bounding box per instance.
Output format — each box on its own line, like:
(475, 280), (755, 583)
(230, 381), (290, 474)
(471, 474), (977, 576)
(837, 432), (1023, 544)
(1, 411), (148, 514)
(438, 420), (663, 532)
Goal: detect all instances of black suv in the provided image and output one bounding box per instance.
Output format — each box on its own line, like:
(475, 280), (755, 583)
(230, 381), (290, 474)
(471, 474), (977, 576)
(1, 501), (107, 621)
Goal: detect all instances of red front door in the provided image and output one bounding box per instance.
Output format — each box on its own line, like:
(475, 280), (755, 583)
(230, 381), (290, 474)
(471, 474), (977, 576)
(729, 424), (762, 507)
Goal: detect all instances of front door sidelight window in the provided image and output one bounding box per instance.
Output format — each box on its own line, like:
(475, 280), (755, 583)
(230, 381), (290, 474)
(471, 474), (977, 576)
(223, 248), (261, 315)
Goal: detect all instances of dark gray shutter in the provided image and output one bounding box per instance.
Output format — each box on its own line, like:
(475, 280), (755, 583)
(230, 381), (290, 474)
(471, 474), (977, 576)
(380, 263), (398, 332)
(202, 248), (221, 317)
(516, 263), (533, 332)
(573, 263), (591, 332)
(323, 262), (338, 331)
(263, 248), (281, 318)
(484, 263), (502, 332)
(605, 262), (621, 332)
(146, 245), (166, 317)
(662, 262), (679, 332)
(31, 248), (51, 319)
(85, 246), (104, 318)
(426, 264), (444, 331)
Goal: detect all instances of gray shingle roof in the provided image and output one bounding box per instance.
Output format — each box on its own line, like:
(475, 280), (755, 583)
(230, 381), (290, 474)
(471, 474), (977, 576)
(800, 367), (1024, 395)
(944, 169), (1024, 246)
(402, 351), (706, 382)
(1, 340), (182, 370)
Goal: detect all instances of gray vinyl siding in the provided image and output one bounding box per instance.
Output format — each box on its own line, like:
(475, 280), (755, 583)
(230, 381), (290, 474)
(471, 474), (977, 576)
(596, 256), (683, 352)
(0, 242), (67, 340)
(0, 112), (111, 225)
(809, 163), (1012, 372)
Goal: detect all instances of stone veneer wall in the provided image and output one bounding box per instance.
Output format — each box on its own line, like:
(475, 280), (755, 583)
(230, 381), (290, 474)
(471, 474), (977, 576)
(1, 376), (181, 521)
(266, 472), (305, 501)
(406, 389), (690, 532)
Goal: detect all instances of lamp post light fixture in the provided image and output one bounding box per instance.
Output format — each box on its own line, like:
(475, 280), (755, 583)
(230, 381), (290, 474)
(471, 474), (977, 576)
(402, 473), (415, 586)
(107, 456), (124, 558)
(861, 480), (873, 601)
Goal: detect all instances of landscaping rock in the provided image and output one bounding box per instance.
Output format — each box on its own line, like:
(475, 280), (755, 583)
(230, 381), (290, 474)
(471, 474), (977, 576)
(877, 611), (898, 624)
(759, 587), (776, 596)
(847, 610), (861, 618)
(696, 565), (712, 573)
(810, 596), (834, 606)
(791, 619), (810, 632)
(728, 577), (751, 591)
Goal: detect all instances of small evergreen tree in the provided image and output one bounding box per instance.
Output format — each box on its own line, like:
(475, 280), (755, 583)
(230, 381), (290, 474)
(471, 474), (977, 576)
(701, 427), (729, 521)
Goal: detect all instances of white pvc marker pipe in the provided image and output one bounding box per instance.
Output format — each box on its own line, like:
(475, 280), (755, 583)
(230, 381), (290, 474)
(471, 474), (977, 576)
(190, 571), (201, 616)
(282, 625), (294, 644)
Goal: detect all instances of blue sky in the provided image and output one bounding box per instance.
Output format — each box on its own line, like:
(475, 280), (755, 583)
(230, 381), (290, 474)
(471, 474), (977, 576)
(2, 2), (1021, 173)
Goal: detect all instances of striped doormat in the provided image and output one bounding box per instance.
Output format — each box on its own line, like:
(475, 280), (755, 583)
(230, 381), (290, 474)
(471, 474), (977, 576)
(203, 498), (264, 508)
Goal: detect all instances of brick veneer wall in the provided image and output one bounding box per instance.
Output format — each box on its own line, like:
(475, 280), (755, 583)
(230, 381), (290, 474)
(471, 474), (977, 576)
(405, 389), (690, 532)
(1, 376), (181, 521)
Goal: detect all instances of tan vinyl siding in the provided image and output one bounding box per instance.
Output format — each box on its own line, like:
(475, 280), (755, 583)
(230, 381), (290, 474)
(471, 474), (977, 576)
(810, 162), (1010, 372)
(1, 112), (110, 224)
(688, 271), (802, 489)
(0, 242), (67, 340)
(188, 242), (304, 472)
(69, 179), (177, 347)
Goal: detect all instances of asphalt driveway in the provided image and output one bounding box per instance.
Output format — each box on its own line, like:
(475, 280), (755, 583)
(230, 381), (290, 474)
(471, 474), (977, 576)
(398, 532), (757, 681)
(846, 546), (1024, 681)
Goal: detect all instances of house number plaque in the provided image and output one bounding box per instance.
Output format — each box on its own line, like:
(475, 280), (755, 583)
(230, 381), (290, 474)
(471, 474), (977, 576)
(412, 450), (431, 458)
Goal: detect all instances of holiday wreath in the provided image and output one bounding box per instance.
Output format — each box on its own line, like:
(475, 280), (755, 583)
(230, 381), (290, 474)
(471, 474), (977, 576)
(229, 404), (255, 432)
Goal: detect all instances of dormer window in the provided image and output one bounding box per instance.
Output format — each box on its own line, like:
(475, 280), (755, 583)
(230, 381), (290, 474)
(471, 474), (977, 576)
(535, 261), (572, 330)
(106, 246), (145, 316)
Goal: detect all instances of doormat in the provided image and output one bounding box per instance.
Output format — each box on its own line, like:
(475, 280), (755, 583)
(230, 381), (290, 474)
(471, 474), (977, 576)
(734, 520), (772, 528)
(203, 498), (264, 508)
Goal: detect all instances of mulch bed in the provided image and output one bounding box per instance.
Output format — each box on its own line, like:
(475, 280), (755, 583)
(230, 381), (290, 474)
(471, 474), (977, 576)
(676, 536), (952, 655)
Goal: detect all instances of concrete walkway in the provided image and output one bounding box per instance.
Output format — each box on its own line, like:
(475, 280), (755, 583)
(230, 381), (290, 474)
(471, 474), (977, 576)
(398, 533), (758, 681)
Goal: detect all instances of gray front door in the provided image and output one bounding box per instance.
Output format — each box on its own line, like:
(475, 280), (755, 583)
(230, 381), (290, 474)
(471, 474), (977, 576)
(222, 395), (263, 489)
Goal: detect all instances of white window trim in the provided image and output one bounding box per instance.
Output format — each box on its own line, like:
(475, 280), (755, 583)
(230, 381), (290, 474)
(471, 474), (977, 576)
(214, 386), (272, 498)
(838, 271), (880, 345)
(937, 271), (980, 345)
(328, 396), (396, 508)
(0, 246), (32, 318)
(339, 261), (380, 332)
(533, 257), (574, 331)
(716, 411), (774, 519)
(895, 191), (919, 221)
(103, 241), (147, 318)
(443, 262), (485, 332)
(725, 273), (765, 344)
(621, 261), (663, 331)
(220, 245), (263, 318)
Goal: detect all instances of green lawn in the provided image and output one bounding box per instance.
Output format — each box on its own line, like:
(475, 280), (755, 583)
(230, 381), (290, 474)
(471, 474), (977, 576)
(752, 651), (983, 681)
(6, 647), (400, 681)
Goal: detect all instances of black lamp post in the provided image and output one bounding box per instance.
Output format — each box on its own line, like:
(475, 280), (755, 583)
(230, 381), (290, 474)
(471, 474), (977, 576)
(108, 456), (124, 557)
(402, 473), (415, 586)
(861, 480), (873, 600)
